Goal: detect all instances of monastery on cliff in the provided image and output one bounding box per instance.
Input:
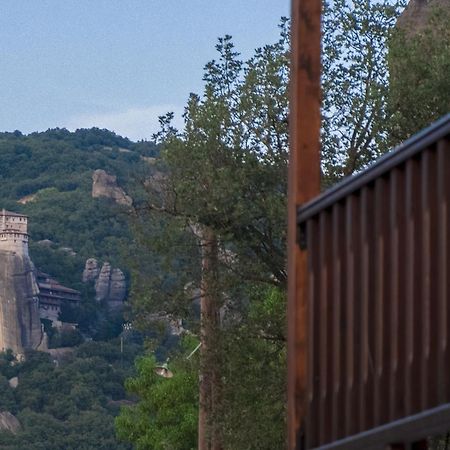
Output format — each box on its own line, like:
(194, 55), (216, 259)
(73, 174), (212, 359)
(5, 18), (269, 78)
(0, 209), (81, 325)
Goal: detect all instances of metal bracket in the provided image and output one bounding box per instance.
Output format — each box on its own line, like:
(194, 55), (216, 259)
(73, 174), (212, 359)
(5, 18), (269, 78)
(297, 222), (307, 250)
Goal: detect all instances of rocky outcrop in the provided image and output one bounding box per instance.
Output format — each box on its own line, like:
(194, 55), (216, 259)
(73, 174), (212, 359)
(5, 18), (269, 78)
(95, 262), (112, 302)
(0, 412), (21, 434)
(82, 258), (100, 282)
(8, 377), (18, 389)
(92, 169), (132, 206)
(0, 251), (43, 355)
(83, 260), (126, 309)
(109, 268), (127, 309)
(397, 0), (450, 34)
(95, 263), (126, 309)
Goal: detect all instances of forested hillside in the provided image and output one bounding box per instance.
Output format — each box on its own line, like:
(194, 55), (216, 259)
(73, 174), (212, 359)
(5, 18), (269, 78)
(0, 342), (142, 450)
(0, 127), (158, 288)
(0, 128), (163, 448)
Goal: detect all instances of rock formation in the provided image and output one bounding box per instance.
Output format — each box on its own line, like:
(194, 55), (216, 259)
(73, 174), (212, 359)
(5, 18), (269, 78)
(95, 263), (127, 309)
(8, 377), (18, 389)
(95, 262), (112, 301)
(82, 258), (100, 282)
(0, 250), (43, 355)
(397, 0), (450, 34)
(0, 210), (43, 355)
(109, 268), (127, 309)
(83, 259), (127, 309)
(0, 412), (21, 434)
(91, 169), (132, 206)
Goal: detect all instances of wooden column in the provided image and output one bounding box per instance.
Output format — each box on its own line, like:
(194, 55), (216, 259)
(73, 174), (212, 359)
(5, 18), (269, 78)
(287, 0), (322, 447)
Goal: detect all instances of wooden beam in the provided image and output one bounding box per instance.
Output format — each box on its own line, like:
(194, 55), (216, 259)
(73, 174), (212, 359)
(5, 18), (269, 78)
(288, 0), (322, 447)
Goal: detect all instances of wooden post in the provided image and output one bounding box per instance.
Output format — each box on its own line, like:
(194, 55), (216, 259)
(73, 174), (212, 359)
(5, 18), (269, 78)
(287, 0), (322, 447)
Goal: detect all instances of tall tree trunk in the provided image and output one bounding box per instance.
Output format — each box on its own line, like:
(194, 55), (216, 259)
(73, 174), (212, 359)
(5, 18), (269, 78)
(198, 226), (222, 450)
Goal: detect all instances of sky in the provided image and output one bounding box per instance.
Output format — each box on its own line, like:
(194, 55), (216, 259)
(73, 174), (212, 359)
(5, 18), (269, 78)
(0, 1), (290, 141)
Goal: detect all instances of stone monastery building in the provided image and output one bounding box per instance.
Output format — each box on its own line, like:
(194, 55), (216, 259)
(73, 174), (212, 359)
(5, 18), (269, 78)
(0, 209), (29, 256)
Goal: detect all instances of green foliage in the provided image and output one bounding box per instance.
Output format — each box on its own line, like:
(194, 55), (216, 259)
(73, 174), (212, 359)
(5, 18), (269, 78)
(116, 350), (198, 450)
(0, 343), (143, 449)
(322, 0), (405, 183)
(0, 375), (17, 413)
(48, 329), (84, 349)
(147, 22), (289, 294)
(387, 6), (450, 146)
(219, 287), (286, 450)
(0, 127), (158, 288)
(128, 24), (290, 449)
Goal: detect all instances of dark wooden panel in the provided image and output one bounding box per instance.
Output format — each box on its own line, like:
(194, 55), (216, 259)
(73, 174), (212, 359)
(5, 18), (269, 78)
(437, 139), (450, 404)
(420, 147), (439, 410)
(318, 211), (332, 445)
(307, 218), (320, 449)
(374, 176), (390, 427)
(344, 194), (361, 437)
(389, 167), (406, 422)
(296, 127), (450, 448)
(359, 186), (375, 432)
(331, 202), (345, 441)
(404, 157), (422, 417)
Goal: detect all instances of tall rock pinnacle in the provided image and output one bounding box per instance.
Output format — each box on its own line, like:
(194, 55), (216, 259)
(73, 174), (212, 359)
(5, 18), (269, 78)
(0, 210), (43, 355)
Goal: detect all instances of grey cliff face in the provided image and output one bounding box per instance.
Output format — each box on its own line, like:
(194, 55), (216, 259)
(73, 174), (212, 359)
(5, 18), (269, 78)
(91, 169), (132, 206)
(0, 412), (21, 434)
(109, 268), (126, 308)
(82, 258), (99, 282)
(87, 261), (126, 309)
(95, 262), (112, 302)
(0, 251), (43, 354)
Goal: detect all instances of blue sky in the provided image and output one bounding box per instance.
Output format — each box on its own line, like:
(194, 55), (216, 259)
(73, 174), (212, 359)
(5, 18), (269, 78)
(0, 0), (289, 141)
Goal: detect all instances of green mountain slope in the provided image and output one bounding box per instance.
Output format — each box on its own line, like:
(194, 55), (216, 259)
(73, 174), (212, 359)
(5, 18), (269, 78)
(0, 127), (157, 287)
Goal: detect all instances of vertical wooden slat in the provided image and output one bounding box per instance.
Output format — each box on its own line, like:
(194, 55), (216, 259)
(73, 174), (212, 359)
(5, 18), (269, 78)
(427, 145), (439, 409)
(390, 168), (407, 421)
(420, 147), (439, 410)
(374, 177), (390, 426)
(326, 211), (334, 444)
(344, 195), (354, 437)
(331, 202), (346, 441)
(420, 150), (431, 411)
(306, 218), (320, 448)
(359, 186), (374, 431)
(389, 170), (400, 422)
(344, 194), (360, 437)
(405, 158), (422, 416)
(437, 139), (450, 404)
(318, 211), (331, 444)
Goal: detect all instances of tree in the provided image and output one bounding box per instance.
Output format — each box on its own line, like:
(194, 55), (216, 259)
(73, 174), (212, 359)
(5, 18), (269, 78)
(132, 25), (290, 449)
(387, 3), (450, 146)
(321, 0), (405, 184)
(219, 286), (286, 450)
(129, 2), (423, 446)
(116, 351), (198, 450)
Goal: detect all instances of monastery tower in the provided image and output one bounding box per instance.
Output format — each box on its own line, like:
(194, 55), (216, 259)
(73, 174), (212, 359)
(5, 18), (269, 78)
(0, 209), (42, 354)
(0, 209), (29, 256)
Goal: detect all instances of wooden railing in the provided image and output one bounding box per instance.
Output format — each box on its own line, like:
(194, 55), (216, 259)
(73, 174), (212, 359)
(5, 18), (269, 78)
(295, 115), (450, 449)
